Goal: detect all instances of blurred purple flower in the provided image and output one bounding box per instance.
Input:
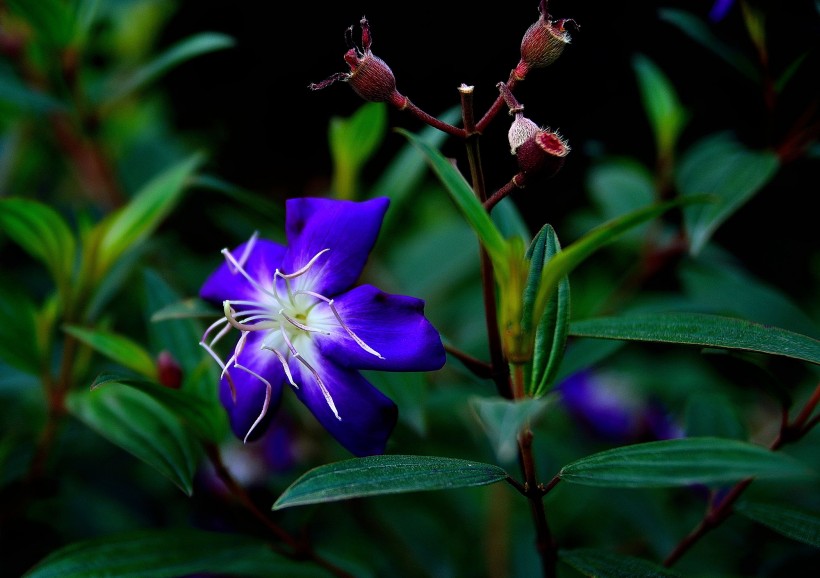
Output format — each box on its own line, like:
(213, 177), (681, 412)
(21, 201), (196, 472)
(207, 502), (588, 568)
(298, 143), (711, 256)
(557, 369), (683, 443)
(709, 0), (735, 22)
(199, 196), (445, 456)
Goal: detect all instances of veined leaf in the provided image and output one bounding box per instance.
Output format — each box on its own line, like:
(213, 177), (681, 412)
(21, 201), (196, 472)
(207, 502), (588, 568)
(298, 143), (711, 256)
(559, 437), (814, 488)
(525, 224), (570, 396)
(735, 501), (820, 547)
(22, 528), (332, 578)
(330, 102), (387, 200)
(66, 385), (201, 495)
(94, 153), (204, 278)
(100, 32), (236, 107)
(273, 455), (509, 510)
(63, 326), (158, 380)
(397, 128), (508, 268)
(89, 372), (224, 443)
(560, 548), (682, 578)
(569, 312), (820, 366)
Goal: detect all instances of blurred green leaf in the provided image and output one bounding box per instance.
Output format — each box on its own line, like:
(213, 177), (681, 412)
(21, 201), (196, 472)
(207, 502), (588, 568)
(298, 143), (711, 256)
(150, 298), (220, 321)
(525, 224), (570, 396)
(534, 196), (710, 335)
(559, 437), (814, 488)
(633, 53), (687, 160)
(22, 528), (332, 578)
(94, 153), (204, 279)
(0, 64), (66, 113)
(89, 372), (224, 443)
(560, 547), (682, 577)
(470, 396), (552, 463)
(66, 384), (201, 495)
(6, 0), (74, 49)
(677, 132), (779, 255)
(735, 501), (820, 547)
(569, 312), (820, 365)
(330, 102), (387, 200)
(0, 286), (42, 374)
(492, 197), (531, 244)
(63, 326), (158, 380)
(0, 197), (76, 303)
(273, 455), (509, 510)
(659, 8), (759, 81)
(683, 392), (747, 440)
(100, 32), (236, 107)
(397, 128), (508, 268)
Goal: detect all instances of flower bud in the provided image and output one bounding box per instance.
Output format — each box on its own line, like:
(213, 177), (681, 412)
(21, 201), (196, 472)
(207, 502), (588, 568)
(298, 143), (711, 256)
(508, 113), (539, 154)
(514, 1), (574, 80)
(310, 17), (408, 108)
(515, 128), (570, 177)
(157, 350), (183, 389)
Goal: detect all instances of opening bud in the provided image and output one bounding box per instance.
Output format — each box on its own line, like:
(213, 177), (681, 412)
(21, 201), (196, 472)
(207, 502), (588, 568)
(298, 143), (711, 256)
(516, 129), (570, 177)
(157, 350), (183, 389)
(514, 1), (575, 79)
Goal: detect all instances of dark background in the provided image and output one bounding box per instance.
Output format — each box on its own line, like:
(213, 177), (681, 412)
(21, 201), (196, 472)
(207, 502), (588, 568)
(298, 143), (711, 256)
(158, 0), (819, 302)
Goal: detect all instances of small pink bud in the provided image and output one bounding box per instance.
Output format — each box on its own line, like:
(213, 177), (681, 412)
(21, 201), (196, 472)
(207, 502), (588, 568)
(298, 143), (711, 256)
(157, 350), (183, 389)
(514, 1), (575, 80)
(515, 129), (570, 177)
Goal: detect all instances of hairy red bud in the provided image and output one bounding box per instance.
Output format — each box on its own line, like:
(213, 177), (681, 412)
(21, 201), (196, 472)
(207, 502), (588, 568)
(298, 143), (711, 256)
(514, 8), (574, 80)
(515, 129), (570, 177)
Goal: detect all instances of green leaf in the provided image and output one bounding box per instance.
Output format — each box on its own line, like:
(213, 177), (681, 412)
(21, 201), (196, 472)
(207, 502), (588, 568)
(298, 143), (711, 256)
(273, 455), (509, 510)
(525, 224), (570, 396)
(735, 501), (820, 548)
(397, 128), (508, 268)
(22, 528), (333, 578)
(684, 392), (747, 440)
(0, 63), (66, 113)
(63, 326), (158, 380)
(150, 297), (220, 321)
(470, 396), (552, 463)
(677, 132), (779, 255)
(89, 372), (224, 443)
(94, 153), (204, 278)
(533, 196), (710, 333)
(569, 312), (820, 366)
(558, 437), (814, 488)
(0, 197), (76, 302)
(559, 548), (682, 578)
(329, 102), (387, 200)
(66, 384), (201, 495)
(0, 285), (43, 374)
(633, 53), (687, 160)
(658, 8), (759, 81)
(100, 32), (236, 107)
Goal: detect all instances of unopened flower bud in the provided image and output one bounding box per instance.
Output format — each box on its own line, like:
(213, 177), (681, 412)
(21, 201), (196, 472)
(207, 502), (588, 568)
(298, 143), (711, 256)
(157, 350), (183, 389)
(508, 113), (539, 154)
(310, 17), (408, 108)
(516, 128), (570, 177)
(514, 1), (575, 80)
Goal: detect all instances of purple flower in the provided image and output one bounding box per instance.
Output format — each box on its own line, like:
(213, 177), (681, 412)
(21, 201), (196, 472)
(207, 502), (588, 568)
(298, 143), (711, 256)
(709, 0), (735, 22)
(199, 197), (446, 456)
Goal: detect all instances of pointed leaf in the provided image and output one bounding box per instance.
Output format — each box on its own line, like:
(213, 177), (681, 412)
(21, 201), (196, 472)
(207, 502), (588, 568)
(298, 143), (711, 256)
(735, 501), (820, 548)
(95, 153), (204, 278)
(677, 132), (779, 255)
(559, 548), (682, 578)
(329, 102), (387, 199)
(0, 198), (76, 299)
(559, 437), (814, 488)
(63, 326), (158, 380)
(470, 396), (552, 462)
(100, 32), (236, 107)
(569, 312), (820, 366)
(22, 528), (332, 578)
(273, 455), (509, 510)
(525, 224), (570, 396)
(397, 128), (508, 267)
(633, 53), (687, 160)
(66, 385), (201, 495)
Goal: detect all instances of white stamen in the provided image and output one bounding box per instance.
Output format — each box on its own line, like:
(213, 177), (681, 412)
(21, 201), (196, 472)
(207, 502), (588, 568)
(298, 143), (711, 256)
(281, 326), (341, 420)
(233, 362), (273, 443)
(297, 290), (384, 358)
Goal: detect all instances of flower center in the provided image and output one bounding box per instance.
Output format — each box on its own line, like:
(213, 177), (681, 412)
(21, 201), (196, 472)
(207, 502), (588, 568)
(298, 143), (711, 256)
(200, 233), (383, 442)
